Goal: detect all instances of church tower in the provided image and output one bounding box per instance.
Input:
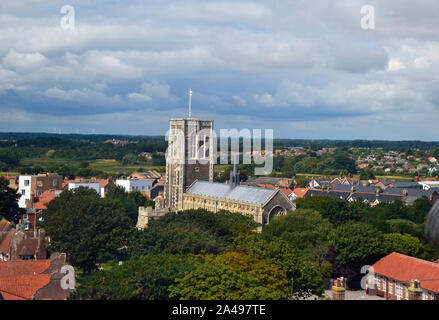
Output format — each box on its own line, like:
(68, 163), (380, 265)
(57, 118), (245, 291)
(164, 118), (214, 211)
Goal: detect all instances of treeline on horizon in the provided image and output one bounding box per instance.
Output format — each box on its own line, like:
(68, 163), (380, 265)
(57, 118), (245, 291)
(2, 132), (439, 151)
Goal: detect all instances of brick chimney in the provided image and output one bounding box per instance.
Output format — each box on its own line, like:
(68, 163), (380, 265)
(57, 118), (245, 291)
(332, 277), (346, 300)
(408, 279), (423, 300)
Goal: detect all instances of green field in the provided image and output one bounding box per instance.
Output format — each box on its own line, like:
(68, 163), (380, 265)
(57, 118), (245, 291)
(16, 157), (165, 176)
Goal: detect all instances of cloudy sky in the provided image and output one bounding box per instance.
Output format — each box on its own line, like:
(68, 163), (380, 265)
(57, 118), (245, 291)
(1, 0), (439, 140)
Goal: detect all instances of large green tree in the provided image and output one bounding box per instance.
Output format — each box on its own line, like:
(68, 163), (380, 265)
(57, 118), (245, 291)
(128, 209), (258, 257)
(331, 222), (387, 270)
(233, 233), (326, 299)
(0, 177), (24, 223)
(263, 209), (334, 268)
(70, 254), (194, 300)
(42, 187), (132, 273)
(169, 252), (291, 300)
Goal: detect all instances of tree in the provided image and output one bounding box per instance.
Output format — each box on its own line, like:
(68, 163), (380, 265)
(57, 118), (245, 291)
(128, 209), (258, 257)
(383, 233), (423, 257)
(122, 154), (139, 165)
(331, 222), (387, 270)
(359, 168), (375, 180)
(293, 175), (308, 188)
(0, 147), (20, 168)
(106, 185), (147, 225)
(0, 177), (25, 223)
(263, 209), (334, 267)
(295, 195), (365, 224)
(70, 254), (194, 300)
(233, 233), (326, 298)
(41, 187), (132, 273)
(168, 252), (291, 300)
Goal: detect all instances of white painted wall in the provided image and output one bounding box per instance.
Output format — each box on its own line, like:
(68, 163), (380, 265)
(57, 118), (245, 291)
(116, 179), (153, 192)
(68, 182), (102, 196)
(18, 175), (32, 208)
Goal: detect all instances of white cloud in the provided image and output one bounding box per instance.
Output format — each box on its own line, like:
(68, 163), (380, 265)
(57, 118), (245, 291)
(3, 49), (48, 72)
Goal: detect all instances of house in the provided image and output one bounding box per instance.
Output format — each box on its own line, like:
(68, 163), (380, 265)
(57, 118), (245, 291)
(0, 252), (75, 300)
(257, 184), (293, 198)
(0, 228), (47, 261)
(68, 181), (102, 197)
(308, 177), (331, 189)
(18, 174), (63, 208)
(367, 252), (439, 300)
(116, 178), (153, 193)
(289, 188), (310, 200)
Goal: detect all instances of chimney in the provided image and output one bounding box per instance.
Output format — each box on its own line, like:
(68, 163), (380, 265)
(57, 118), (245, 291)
(332, 277), (346, 300)
(408, 279), (423, 300)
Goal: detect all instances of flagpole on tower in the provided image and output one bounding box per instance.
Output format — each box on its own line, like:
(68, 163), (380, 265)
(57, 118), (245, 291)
(188, 88), (192, 118)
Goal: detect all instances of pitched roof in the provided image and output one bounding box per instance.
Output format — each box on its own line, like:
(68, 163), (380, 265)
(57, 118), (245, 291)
(34, 189), (61, 210)
(371, 252), (439, 293)
(0, 229), (16, 254)
(292, 188), (309, 197)
(186, 180), (276, 204)
(0, 275), (51, 300)
(0, 259), (51, 277)
(382, 188), (437, 197)
(332, 184), (379, 193)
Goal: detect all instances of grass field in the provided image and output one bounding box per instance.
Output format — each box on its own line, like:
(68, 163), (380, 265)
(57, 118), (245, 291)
(13, 157), (165, 176)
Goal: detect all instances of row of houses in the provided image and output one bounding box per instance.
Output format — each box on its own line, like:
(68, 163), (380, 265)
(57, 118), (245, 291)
(290, 177), (439, 206)
(7, 171), (165, 230)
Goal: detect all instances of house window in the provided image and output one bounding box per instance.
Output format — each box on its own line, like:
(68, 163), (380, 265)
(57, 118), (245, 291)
(382, 278), (386, 292)
(21, 189), (26, 196)
(422, 290), (429, 300)
(396, 282), (403, 297)
(24, 180), (30, 186)
(405, 286), (409, 300)
(23, 214), (28, 220)
(389, 280), (393, 294)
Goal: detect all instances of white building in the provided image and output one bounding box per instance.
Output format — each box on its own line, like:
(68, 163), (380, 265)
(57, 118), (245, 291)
(116, 179), (153, 193)
(68, 181), (102, 196)
(18, 175), (32, 208)
(419, 181), (439, 190)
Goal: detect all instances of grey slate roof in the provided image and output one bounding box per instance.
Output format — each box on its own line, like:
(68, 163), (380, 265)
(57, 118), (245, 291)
(332, 184), (379, 193)
(382, 188), (437, 197)
(185, 180), (276, 204)
(391, 181), (422, 189)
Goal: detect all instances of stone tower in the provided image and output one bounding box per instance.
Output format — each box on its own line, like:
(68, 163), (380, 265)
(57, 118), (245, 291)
(164, 118), (214, 211)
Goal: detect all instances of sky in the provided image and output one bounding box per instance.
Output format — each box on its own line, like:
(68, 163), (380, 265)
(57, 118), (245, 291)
(1, 0), (439, 140)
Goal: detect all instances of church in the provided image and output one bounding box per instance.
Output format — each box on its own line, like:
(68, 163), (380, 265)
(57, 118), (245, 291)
(137, 114), (295, 231)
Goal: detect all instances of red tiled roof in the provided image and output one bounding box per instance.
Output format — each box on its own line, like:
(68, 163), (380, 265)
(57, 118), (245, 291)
(420, 177), (438, 182)
(0, 229), (15, 254)
(34, 190), (59, 210)
(0, 275), (51, 300)
(292, 188), (309, 197)
(279, 187), (293, 197)
(0, 259), (51, 277)
(371, 252), (439, 293)
(257, 184), (276, 189)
